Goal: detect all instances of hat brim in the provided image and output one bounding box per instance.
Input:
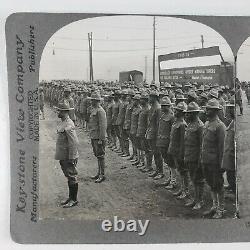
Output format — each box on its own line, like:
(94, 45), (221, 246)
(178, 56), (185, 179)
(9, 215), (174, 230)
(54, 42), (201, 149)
(55, 106), (74, 111)
(90, 97), (103, 101)
(173, 107), (186, 111)
(225, 104), (235, 107)
(184, 109), (204, 113)
(161, 103), (174, 106)
(205, 105), (222, 110)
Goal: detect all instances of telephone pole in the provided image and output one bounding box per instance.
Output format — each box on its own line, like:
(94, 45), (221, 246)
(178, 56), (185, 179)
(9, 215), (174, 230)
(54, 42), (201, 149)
(201, 35), (204, 48)
(88, 32), (94, 82)
(144, 56), (148, 82)
(153, 16), (156, 82)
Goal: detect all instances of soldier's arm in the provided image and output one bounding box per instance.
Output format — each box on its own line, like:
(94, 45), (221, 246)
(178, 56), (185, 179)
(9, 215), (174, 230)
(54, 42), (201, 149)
(98, 110), (107, 140)
(65, 127), (79, 160)
(217, 123), (226, 168)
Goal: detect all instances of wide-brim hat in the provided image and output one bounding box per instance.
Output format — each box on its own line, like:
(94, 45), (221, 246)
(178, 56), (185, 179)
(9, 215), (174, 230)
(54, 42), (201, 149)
(173, 101), (187, 112)
(133, 94), (141, 100)
(64, 87), (71, 92)
(90, 92), (103, 101)
(175, 94), (187, 100)
(149, 90), (159, 97)
(205, 98), (222, 110)
(184, 101), (203, 113)
(160, 96), (174, 106)
(56, 102), (74, 111)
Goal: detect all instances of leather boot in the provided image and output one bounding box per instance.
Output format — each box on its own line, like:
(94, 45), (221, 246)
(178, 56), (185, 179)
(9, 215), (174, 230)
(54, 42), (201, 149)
(60, 181), (71, 205)
(203, 191), (217, 217)
(95, 158), (106, 183)
(91, 161), (100, 179)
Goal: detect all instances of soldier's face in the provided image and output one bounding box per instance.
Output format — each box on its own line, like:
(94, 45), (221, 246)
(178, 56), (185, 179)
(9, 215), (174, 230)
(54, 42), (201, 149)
(185, 112), (196, 122)
(174, 109), (183, 118)
(91, 99), (98, 107)
(206, 108), (216, 118)
(58, 110), (67, 119)
(64, 91), (70, 97)
(140, 99), (147, 106)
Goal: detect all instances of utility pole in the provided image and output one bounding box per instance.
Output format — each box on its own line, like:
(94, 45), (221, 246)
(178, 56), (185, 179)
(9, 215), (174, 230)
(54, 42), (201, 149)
(201, 35), (204, 48)
(88, 32), (94, 82)
(153, 16), (156, 82)
(144, 56), (148, 82)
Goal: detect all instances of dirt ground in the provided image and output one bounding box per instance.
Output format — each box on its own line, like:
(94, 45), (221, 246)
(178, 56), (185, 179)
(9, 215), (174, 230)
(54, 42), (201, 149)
(236, 94), (250, 219)
(39, 104), (235, 220)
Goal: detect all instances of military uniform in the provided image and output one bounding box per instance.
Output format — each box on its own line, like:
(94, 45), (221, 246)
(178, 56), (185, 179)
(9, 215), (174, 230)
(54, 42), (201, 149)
(156, 110), (175, 172)
(136, 104), (149, 151)
(116, 99), (128, 153)
(111, 100), (122, 148)
(130, 105), (142, 156)
(123, 102), (134, 155)
(184, 117), (204, 206)
(201, 117), (226, 192)
(55, 111), (79, 207)
(106, 100), (115, 144)
(145, 102), (162, 173)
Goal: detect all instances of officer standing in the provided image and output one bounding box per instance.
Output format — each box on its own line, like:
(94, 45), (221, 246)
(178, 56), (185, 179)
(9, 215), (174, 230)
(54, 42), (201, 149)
(89, 92), (107, 183)
(55, 102), (79, 208)
(201, 98), (226, 219)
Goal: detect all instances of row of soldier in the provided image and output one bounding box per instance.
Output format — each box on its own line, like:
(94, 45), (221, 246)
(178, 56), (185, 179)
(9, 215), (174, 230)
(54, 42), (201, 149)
(40, 81), (236, 218)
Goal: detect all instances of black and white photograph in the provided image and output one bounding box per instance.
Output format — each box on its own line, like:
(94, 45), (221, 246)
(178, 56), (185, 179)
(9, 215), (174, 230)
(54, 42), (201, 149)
(6, 12), (250, 244)
(38, 16), (237, 221)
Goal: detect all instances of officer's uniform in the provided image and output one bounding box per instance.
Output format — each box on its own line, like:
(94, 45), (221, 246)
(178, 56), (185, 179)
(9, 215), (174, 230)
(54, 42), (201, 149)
(55, 107), (79, 207)
(55, 116), (79, 184)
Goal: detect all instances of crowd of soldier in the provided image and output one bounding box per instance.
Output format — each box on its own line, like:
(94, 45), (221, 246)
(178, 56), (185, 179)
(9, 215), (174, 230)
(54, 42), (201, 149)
(40, 80), (236, 218)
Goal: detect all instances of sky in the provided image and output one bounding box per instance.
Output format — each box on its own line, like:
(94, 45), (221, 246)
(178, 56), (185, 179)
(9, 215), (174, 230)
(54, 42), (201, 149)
(39, 15), (250, 83)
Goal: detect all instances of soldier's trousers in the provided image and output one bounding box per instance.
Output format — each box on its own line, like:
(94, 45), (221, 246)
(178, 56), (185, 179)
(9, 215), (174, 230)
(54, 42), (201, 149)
(203, 164), (224, 192)
(146, 139), (163, 173)
(59, 159), (78, 185)
(91, 139), (106, 159)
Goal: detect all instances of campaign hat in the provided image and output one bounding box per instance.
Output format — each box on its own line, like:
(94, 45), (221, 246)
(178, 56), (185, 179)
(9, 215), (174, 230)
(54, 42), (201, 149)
(160, 96), (173, 106)
(173, 101), (187, 112)
(56, 101), (74, 111)
(185, 102), (203, 112)
(205, 98), (222, 109)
